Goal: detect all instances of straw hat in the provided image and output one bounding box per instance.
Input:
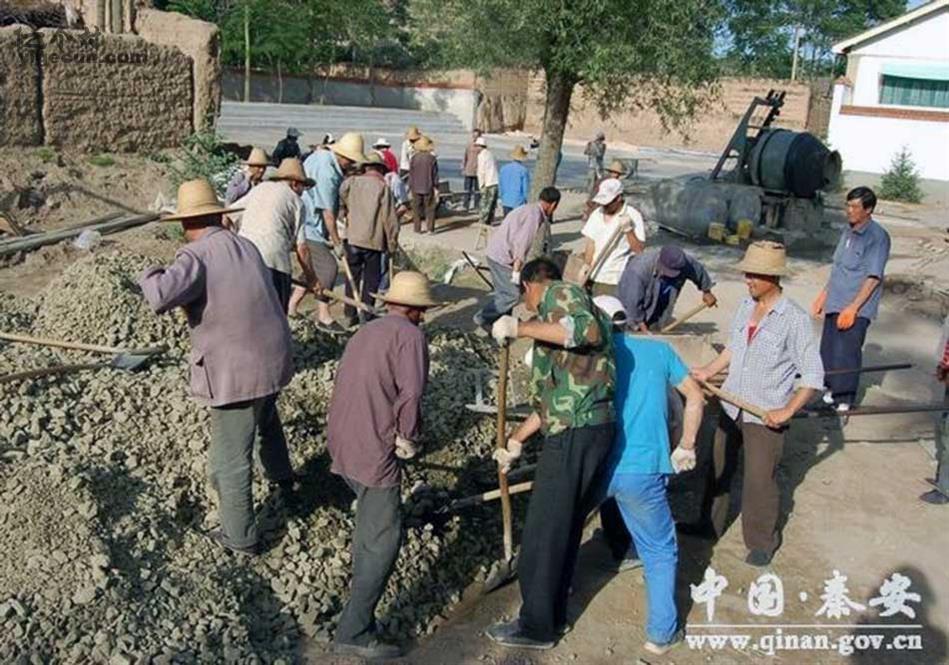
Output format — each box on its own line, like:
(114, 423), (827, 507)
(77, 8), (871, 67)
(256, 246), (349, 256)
(331, 132), (367, 164)
(362, 152), (386, 169)
(374, 271), (443, 308)
(511, 145), (529, 161)
(243, 147), (269, 167)
(605, 159), (626, 176)
(405, 126), (422, 141)
(735, 240), (788, 276)
(269, 158), (315, 187)
(160, 179), (242, 222)
(414, 136), (434, 152)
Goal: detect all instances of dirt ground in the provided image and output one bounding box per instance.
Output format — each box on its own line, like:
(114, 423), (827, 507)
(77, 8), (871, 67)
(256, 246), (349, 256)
(2, 154), (948, 665)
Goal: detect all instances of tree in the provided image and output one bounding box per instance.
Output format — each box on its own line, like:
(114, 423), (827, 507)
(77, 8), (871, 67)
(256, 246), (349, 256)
(409, 0), (723, 195)
(879, 146), (923, 204)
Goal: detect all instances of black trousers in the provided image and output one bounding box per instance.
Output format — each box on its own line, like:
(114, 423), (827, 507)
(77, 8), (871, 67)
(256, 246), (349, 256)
(335, 477), (403, 646)
(463, 175), (480, 210)
(343, 243), (383, 323)
(518, 422), (615, 641)
(820, 313), (871, 403)
(269, 269), (292, 313)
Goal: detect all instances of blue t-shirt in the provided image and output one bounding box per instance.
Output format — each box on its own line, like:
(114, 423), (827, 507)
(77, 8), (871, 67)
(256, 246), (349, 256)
(611, 334), (689, 475)
(302, 149), (343, 243)
(825, 218), (890, 321)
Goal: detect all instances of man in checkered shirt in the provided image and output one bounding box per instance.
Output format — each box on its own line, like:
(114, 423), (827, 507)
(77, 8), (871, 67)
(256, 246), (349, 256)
(692, 241), (824, 567)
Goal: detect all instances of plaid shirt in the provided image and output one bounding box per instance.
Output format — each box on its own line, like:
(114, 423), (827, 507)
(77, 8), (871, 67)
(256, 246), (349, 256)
(722, 295), (824, 425)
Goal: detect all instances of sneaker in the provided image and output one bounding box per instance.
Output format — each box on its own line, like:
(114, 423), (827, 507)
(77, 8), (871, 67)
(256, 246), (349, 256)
(644, 629), (685, 655)
(485, 619), (556, 650)
(920, 489), (949, 505)
(822, 391), (835, 405)
(331, 639), (402, 660)
(745, 549), (773, 567)
(835, 402), (851, 413)
(207, 529), (258, 556)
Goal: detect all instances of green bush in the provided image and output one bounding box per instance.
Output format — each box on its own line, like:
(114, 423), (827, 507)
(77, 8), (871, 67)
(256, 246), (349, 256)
(168, 130), (240, 197)
(37, 147), (57, 164)
(88, 153), (115, 167)
(879, 146), (924, 204)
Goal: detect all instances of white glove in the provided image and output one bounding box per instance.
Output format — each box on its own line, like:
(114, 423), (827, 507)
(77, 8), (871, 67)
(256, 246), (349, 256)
(492, 438), (523, 474)
(491, 315), (518, 345)
(671, 446), (696, 473)
(523, 345), (534, 367)
(395, 435), (418, 460)
(510, 270), (521, 285)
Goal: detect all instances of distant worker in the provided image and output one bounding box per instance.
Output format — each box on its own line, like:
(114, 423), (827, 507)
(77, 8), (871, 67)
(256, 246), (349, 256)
(692, 241), (823, 567)
(473, 187), (561, 328)
(921, 313), (949, 505)
(618, 246), (717, 332)
(371, 137), (400, 175)
(224, 147), (269, 206)
(499, 146), (531, 216)
(581, 179), (646, 297)
(408, 136), (439, 234)
(139, 178), (297, 556)
(327, 271), (439, 660)
(811, 186), (891, 413)
(461, 129), (483, 212)
(583, 130), (606, 193)
(399, 126), (422, 177)
(475, 136), (500, 226)
(271, 127), (302, 165)
(582, 159), (627, 222)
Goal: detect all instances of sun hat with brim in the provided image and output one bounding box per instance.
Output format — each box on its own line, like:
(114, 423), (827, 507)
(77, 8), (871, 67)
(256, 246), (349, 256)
(372, 137), (391, 148)
(605, 159), (626, 175)
(160, 179), (243, 222)
(373, 271), (444, 308)
(331, 132), (367, 164)
(243, 147), (269, 167)
(414, 136), (434, 152)
(735, 240), (788, 276)
(592, 178), (624, 205)
(511, 145), (529, 160)
(269, 158), (315, 187)
(406, 126), (422, 141)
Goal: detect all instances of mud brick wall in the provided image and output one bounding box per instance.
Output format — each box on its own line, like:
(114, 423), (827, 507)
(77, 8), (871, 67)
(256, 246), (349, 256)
(0, 25), (43, 146)
(39, 28), (192, 152)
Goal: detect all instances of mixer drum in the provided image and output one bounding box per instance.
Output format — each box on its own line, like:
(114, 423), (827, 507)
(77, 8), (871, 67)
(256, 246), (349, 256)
(748, 129), (841, 198)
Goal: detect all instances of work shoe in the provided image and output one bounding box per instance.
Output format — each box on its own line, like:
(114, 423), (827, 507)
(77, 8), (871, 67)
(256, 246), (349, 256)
(485, 619), (555, 650)
(644, 629), (685, 655)
(745, 549), (773, 567)
(207, 529), (259, 557)
(331, 639), (402, 660)
(920, 489), (949, 505)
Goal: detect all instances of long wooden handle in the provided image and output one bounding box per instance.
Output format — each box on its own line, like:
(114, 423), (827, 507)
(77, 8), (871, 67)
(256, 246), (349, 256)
(699, 379), (769, 421)
(449, 480), (533, 512)
(660, 303), (709, 333)
(0, 362), (106, 384)
(497, 344), (514, 562)
(0, 331), (163, 356)
(339, 252), (363, 304)
(587, 223), (626, 285)
(291, 279), (375, 314)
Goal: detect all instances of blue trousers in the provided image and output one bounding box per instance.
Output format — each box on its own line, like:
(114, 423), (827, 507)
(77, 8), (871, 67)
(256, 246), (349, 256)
(820, 313), (870, 403)
(605, 472), (679, 644)
(474, 258), (520, 327)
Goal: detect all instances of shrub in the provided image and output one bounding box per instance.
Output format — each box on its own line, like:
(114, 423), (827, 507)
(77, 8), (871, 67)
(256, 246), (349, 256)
(88, 153), (115, 167)
(37, 147), (56, 164)
(879, 146), (924, 204)
(167, 130), (240, 197)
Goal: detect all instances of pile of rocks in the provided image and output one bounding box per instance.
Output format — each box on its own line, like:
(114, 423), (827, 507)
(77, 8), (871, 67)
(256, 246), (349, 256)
(0, 250), (513, 662)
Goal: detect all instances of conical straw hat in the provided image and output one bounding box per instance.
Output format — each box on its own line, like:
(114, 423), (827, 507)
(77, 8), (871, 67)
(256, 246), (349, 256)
(243, 147), (269, 166)
(735, 240), (788, 276)
(373, 271), (443, 308)
(269, 158), (315, 187)
(331, 132), (367, 163)
(160, 178), (242, 222)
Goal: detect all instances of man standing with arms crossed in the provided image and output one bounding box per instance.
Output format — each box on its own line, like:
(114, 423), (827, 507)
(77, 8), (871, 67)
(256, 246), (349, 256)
(486, 258), (616, 650)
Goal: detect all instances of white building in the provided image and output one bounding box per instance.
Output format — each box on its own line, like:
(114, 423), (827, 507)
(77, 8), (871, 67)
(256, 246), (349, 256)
(827, 0), (949, 181)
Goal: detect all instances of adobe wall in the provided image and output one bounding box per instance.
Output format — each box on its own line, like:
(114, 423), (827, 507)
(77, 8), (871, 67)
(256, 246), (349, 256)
(0, 25), (43, 146)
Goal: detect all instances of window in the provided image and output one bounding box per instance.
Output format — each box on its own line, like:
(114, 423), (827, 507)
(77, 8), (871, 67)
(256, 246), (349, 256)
(880, 75), (949, 109)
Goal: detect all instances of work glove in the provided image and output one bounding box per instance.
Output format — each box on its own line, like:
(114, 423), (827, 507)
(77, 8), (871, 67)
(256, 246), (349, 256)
(492, 438), (523, 474)
(510, 270), (521, 285)
(836, 306), (858, 331)
(811, 290), (827, 318)
(394, 435), (418, 460)
(491, 315), (519, 345)
(670, 446), (696, 473)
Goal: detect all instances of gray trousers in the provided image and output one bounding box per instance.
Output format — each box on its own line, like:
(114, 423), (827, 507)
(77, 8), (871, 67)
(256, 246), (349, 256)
(475, 258), (520, 327)
(335, 477), (403, 646)
(208, 394), (293, 549)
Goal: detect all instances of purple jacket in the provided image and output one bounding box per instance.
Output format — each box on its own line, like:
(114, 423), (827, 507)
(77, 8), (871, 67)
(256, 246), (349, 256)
(139, 227), (294, 407)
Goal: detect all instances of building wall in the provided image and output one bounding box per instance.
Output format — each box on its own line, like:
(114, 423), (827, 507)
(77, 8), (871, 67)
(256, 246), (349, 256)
(0, 25), (43, 146)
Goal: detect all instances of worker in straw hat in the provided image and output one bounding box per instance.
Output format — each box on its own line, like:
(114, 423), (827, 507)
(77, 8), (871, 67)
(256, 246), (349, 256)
(408, 135), (439, 234)
(224, 147), (269, 206)
(234, 158), (318, 313)
(326, 271), (442, 660)
(399, 126), (423, 177)
(692, 241), (824, 567)
(371, 136), (399, 175)
(498, 145), (531, 217)
(138, 178), (297, 556)
(461, 128), (483, 212)
(475, 136), (500, 226)
(582, 158), (627, 222)
(289, 132), (368, 331)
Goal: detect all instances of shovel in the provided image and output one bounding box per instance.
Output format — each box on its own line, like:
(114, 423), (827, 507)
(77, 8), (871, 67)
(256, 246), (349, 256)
(484, 343), (517, 593)
(660, 303), (709, 333)
(0, 331), (164, 378)
(0, 355), (154, 384)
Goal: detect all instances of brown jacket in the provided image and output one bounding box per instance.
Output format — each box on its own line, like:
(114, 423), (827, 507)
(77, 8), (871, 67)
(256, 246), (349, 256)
(462, 141), (480, 177)
(408, 152), (439, 194)
(340, 172), (400, 252)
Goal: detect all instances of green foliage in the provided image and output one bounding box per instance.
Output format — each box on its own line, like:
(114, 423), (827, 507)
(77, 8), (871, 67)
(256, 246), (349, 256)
(36, 147), (56, 164)
(157, 223), (186, 242)
(88, 154), (115, 167)
(167, 130), (240, 196)
(879, 146), (924, 204)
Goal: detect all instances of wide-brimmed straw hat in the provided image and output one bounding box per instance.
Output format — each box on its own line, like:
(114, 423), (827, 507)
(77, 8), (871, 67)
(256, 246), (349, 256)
(374, 271), (443, 308)
(414, 136), (434, 152)
(243, 147), (269, 167)
(405, 126), (422, 141)
(331, 132), (367, 164)
(160, 179), (242, 222)
(362, 152), (386, 170)
(269, 158), (315, 187)
(511, 145), (529, 160)
(735, 240), (788, 276)
(605, 159), (626, 176)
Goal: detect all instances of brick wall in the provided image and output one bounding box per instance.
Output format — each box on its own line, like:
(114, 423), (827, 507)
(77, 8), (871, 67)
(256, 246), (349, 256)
(0, 25), (43, 146)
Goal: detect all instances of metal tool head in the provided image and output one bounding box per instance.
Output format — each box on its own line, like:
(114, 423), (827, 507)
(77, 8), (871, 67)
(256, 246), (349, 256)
(109, 349), (162, 372)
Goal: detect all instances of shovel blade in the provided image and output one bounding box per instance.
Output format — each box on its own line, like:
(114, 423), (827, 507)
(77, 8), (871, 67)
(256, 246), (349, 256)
(483, 556), (518, 593)
(110, 353), (155, 372)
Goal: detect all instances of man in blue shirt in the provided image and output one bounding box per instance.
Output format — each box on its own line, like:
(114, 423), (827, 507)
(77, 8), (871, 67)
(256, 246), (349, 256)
(498, 146), (531, 216)
(811, 187), (891, 411)
(593, 295), (706, 656)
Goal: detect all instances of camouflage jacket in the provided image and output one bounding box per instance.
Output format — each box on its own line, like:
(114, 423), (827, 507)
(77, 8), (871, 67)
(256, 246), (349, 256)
(530, 282), (616, 435)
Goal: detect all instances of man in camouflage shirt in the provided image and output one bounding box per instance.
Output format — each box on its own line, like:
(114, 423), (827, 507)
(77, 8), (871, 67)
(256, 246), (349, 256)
(485, 257), (616, 650)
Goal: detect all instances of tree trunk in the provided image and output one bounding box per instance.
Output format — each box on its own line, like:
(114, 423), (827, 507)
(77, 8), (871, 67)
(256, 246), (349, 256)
(243, 6), (251, 102)
(277, 59), (283, 103)
(790, 24), (801, 82)
(530, 69), (576, 200)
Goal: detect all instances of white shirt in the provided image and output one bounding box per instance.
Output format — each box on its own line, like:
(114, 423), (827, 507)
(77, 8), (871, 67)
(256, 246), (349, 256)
(477, 149), (499, 188)
(399, 139), (414, 171)
(581, 202), (646, 285)
(236, 181), (304, 275)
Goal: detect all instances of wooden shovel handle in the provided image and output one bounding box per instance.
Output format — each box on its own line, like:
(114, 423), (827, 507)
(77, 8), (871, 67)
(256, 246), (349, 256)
(497, 344), (514, 562)
(449, 481), (533, 512)
(0, 331), (163, 356)
(660, 303), (708, 333)
(699, 379), (769, 421)
(0, 362), (105, 384)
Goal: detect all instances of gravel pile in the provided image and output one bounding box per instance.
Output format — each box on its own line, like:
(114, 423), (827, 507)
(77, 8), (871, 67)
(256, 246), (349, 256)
(0, 250), (512, 663)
